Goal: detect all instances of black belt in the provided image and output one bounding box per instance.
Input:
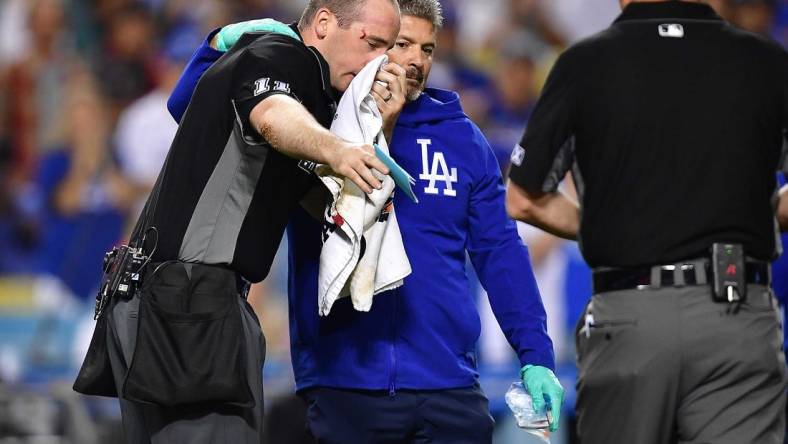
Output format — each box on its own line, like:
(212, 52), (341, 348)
(593, 260), (771, 293)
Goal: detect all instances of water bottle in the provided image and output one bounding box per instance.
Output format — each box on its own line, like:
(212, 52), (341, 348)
(505, 381), (550, 429)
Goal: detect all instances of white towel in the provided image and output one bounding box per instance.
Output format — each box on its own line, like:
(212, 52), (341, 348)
(316, 55), (411, 316)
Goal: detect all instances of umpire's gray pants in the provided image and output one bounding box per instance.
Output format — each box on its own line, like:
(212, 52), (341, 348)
(106, 292), (265, 444)
(576, 284), (786, 444)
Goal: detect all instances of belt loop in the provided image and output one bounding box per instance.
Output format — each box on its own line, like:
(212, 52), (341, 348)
(237, 275), (251, 300)
(694, 259), (708, 285)
(673, 264), (685, 287)
(650, 266), (662, 289)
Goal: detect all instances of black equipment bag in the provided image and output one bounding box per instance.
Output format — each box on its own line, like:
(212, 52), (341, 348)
(72, 307), (118, 397)
(121, 262), (254, 408)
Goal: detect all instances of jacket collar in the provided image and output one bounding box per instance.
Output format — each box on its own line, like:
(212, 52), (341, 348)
(614, 1), (722, 23)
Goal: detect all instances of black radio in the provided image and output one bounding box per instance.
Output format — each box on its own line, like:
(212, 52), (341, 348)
(94, 245), (149, 319)
(711, 242), (746, 304)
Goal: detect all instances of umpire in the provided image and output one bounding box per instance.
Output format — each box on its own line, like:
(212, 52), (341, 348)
(506, 1), (788, 443)
(75, 1), (400, 443)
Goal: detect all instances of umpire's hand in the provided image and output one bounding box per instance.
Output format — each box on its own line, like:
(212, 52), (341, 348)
(327, 143), (390, 194)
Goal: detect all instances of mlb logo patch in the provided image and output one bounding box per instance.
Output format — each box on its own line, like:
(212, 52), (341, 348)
(298, 160), (317, 174)
(658, 24), (684, 38)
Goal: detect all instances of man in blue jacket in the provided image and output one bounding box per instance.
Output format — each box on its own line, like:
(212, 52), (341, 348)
(167, 1), (563, 441)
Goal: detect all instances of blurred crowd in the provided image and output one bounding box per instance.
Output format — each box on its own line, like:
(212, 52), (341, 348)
(0, 0), (786, 442)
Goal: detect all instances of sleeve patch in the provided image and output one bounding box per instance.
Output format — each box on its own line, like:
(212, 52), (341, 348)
(273, 81), (291, 93)
(254, 78), (270, 96)
(510, 144), (526, 167)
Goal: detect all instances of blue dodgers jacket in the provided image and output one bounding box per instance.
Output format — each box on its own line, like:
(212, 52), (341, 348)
(168, 36), (555, 392)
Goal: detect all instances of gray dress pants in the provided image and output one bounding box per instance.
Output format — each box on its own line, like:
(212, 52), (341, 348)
(576, 284), (786, 444)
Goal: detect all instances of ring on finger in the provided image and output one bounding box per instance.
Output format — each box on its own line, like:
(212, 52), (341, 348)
(384, 91), (393, 102)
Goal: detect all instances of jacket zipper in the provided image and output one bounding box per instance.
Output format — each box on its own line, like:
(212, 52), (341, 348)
(389, 287), (397, 397)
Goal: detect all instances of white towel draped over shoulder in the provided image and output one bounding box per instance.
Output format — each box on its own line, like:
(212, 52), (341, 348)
(315, 55), (411, 316)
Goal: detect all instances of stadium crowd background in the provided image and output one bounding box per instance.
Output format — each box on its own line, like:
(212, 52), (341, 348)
(0, 0), (786, 442)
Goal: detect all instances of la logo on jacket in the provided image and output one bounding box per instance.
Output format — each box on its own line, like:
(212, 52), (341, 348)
(417, 139), (457, 197)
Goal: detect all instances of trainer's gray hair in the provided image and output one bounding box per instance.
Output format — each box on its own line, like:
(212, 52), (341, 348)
(299, 0), (400, 30)
(398, 0), (443, 29)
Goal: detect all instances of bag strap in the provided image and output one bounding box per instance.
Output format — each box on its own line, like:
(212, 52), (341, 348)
(129, 152), (170, 250)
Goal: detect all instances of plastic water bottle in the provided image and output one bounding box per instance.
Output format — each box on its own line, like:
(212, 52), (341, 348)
(505, 381), (550, 429)
(505, 381), (552, 443)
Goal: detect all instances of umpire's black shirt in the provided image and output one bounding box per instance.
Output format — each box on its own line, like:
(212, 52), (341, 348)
(145, 30), (333, 282)
(509, 1), (788, 268)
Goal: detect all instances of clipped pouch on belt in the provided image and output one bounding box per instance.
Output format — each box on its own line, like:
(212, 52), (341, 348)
(122, 263), (254, 408)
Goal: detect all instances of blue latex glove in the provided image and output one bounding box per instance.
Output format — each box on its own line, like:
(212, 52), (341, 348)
(521, 364), (565, 433)
(216, 18), (300, 52)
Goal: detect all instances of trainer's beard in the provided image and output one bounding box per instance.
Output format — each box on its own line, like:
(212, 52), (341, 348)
(405, 67), (425, 102)
(406, 85), (423, 102)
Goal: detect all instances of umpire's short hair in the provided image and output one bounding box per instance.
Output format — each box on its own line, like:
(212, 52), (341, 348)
(399, 0), (443, 30)
(299, 0), (400, 30)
